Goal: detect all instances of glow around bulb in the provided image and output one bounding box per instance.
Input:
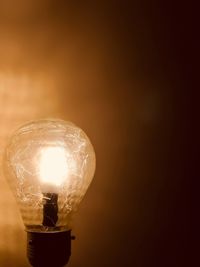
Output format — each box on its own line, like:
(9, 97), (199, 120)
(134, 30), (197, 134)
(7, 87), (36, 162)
(4, 119), (96, 232)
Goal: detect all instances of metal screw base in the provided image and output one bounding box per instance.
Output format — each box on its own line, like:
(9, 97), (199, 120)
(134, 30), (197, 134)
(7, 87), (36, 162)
(27, 230), (72, 267)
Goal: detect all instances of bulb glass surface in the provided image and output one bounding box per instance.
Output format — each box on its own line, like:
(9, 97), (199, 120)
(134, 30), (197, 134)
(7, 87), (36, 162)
(4, 119), (96, 232)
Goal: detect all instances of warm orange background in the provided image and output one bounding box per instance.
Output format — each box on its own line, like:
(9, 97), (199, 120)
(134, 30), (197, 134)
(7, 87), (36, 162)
(0, 1), (192, 267)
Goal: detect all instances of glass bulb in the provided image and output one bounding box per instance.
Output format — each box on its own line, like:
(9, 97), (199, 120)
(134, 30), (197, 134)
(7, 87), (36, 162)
(3, 119), (96, 232)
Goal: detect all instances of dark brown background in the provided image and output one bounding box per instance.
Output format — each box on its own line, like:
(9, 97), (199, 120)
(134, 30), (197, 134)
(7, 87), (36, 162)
(0, 1), (195, 267)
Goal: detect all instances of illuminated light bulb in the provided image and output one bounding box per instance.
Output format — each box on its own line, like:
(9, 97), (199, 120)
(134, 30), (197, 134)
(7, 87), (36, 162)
(3, 119), (96, 267)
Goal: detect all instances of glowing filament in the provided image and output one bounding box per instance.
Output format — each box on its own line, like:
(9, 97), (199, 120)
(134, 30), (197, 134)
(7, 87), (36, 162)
(39, 147), (68, 186)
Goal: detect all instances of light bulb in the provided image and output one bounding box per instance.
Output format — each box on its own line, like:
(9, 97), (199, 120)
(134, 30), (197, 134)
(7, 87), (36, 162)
(3, 119), (96, 266)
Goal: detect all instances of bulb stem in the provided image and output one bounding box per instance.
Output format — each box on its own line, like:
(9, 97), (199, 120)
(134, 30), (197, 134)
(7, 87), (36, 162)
(42, 192), (58, 227)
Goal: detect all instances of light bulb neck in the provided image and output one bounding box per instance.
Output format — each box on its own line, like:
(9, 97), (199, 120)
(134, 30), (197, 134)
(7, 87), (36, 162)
(42, 192), (58, 227)
(27, 230), (73, 267)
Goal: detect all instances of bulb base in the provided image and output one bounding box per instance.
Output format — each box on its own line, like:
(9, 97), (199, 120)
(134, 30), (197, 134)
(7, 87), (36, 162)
(27, 230), (72, 267)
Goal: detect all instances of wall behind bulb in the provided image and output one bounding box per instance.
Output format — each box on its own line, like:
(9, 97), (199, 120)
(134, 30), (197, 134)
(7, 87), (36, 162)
(0, 1), (194, 267)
